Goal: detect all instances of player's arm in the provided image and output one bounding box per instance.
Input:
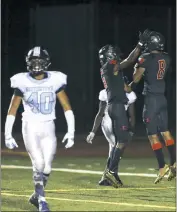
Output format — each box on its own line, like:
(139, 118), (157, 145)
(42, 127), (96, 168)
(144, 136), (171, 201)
(57, 90), (75, 148)
(4, 89), (22, 149)
(119, 29), (151, 70)
(91, 100), (106, 134)
(127, 55), (147, 92)
(127, 65), (145, 92)
(133, 65), (145, 82)
(86, 100), (107, 144)
(119, 47), (141, 70)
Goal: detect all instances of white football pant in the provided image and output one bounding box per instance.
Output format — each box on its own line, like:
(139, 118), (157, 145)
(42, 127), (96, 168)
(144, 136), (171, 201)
(101, 114), (115, 157)
(22, 120), (57, 174)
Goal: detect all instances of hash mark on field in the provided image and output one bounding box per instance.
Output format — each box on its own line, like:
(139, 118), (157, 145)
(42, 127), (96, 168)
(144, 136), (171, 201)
(2, 192), (175, 210)
(86, 165), (92, 168)
(1, 164), (166, 178)
(67, 164), (76, 167)
(126, 167), (136, 170)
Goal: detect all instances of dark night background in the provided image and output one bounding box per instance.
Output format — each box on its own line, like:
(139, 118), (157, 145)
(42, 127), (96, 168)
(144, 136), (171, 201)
(1, 0), (176, 137)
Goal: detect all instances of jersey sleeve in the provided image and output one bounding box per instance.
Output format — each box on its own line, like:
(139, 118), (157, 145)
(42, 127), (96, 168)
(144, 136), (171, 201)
(107, 60), (120, 75)
(135, 53), (149, 69)
(10, 73), (25, 93)
(52, 71), (67, 93)
(126, 91), (137, 105)
(14, 88), (23, 97)
(99, 90), (107, 102)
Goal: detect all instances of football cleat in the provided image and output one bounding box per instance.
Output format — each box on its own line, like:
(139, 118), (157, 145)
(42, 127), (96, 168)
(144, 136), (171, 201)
(114, 174), (123, 186)
(98, 179), (111, 186)
(154, 164), (170, 184)
(29, 193), (39, 209)
(105, 170), (123, 188)
(167, 162), (176, 181)
(39, 201), (50, 212)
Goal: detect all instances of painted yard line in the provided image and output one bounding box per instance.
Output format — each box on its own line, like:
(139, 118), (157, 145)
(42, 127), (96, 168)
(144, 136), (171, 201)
(2, 192), (175, 210)
(1, 164), (163, 178)
(2, 187), (175, 193)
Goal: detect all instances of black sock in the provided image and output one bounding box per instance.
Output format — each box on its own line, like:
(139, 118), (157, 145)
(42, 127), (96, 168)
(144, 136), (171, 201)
(108, 147), (122, 173)
(166, 145), (176, 165)
(43, 173), (50, 187)
(106, 157), (111, 169)
(153, 149), (165, 169)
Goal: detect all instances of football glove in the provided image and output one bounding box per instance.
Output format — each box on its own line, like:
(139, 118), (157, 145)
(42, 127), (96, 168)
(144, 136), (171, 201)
(138, 29), (151, 47)
(62, 133), (74, 149)
(5, 136), (18, 149)
(86, 132), (95, 144)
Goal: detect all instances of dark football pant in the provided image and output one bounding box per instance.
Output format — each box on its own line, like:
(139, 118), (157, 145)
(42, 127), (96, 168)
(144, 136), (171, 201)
(143, 94), (168, 135)
(108, 103), (129, 143)
(107, 103), (129, 173)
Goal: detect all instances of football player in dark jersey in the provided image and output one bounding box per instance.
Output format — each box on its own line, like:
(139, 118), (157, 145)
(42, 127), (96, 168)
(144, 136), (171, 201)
(127, 31), (176, 184)
(98, 29), (151, 188)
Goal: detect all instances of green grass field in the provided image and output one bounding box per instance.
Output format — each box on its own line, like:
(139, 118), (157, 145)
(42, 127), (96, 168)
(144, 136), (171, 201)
(1, 153), (176, 211)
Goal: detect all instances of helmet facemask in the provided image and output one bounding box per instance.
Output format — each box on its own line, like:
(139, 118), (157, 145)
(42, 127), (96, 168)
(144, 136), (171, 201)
(99, 45), (121, 66)
(26, 47), (51, 76)
(27, 57), (50, 76)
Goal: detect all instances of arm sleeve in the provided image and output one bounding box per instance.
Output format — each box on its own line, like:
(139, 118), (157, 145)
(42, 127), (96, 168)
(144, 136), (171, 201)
(14, 88), (23, 97)
(56, 85), (66, 94)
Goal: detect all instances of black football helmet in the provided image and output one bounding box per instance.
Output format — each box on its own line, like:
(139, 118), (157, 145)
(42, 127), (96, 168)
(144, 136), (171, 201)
(144, 31), (165, 52)
(26, 46), (51, 75)
(99, 45), (122, 66)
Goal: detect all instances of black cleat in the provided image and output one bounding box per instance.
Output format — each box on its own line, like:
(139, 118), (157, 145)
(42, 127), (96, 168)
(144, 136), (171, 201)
(29, 193), (39, 209)
(105, 170), (123, 188)
(98, 179), (111, 186)
(114, 174), (123, 186)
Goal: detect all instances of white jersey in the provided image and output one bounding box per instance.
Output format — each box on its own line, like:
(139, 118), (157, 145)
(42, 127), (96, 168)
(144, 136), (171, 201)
(10, 71), (67, 122)
(98, 89), (137, 113)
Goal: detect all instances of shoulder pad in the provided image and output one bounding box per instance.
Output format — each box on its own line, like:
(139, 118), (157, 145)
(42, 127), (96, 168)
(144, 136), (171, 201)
(138, 53), (150, 59)
(49, 71), (67, 91)
(10, 73), (26, 89)
(139, 52), (150, 58)
(99, 89), (107, 102)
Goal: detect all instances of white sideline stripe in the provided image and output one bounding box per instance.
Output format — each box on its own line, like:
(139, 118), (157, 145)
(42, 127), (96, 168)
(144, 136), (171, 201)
(1, 164), (162, 178)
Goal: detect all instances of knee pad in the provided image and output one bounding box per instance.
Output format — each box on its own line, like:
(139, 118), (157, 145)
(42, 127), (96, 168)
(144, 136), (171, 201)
(34, 160), (45, 172)
(43, 165), (52, 175)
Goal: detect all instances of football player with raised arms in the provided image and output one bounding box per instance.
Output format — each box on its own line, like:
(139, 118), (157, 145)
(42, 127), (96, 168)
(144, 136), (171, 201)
(97, 29), (151, 188)
(4, 47), (75, 211)
(127, 31), (176, 184)
(86, 83), (137, 186)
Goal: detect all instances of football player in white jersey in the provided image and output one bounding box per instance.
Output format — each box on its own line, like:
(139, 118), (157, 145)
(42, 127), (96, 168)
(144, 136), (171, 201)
(86, 83), (137, 186)
(4, 47), (75, 212)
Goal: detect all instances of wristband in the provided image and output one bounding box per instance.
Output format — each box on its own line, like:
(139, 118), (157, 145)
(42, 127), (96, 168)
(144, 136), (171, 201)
(137, 42), (143, 49)
(64, 110), (75, 137)
(5, 115), (15, 138)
